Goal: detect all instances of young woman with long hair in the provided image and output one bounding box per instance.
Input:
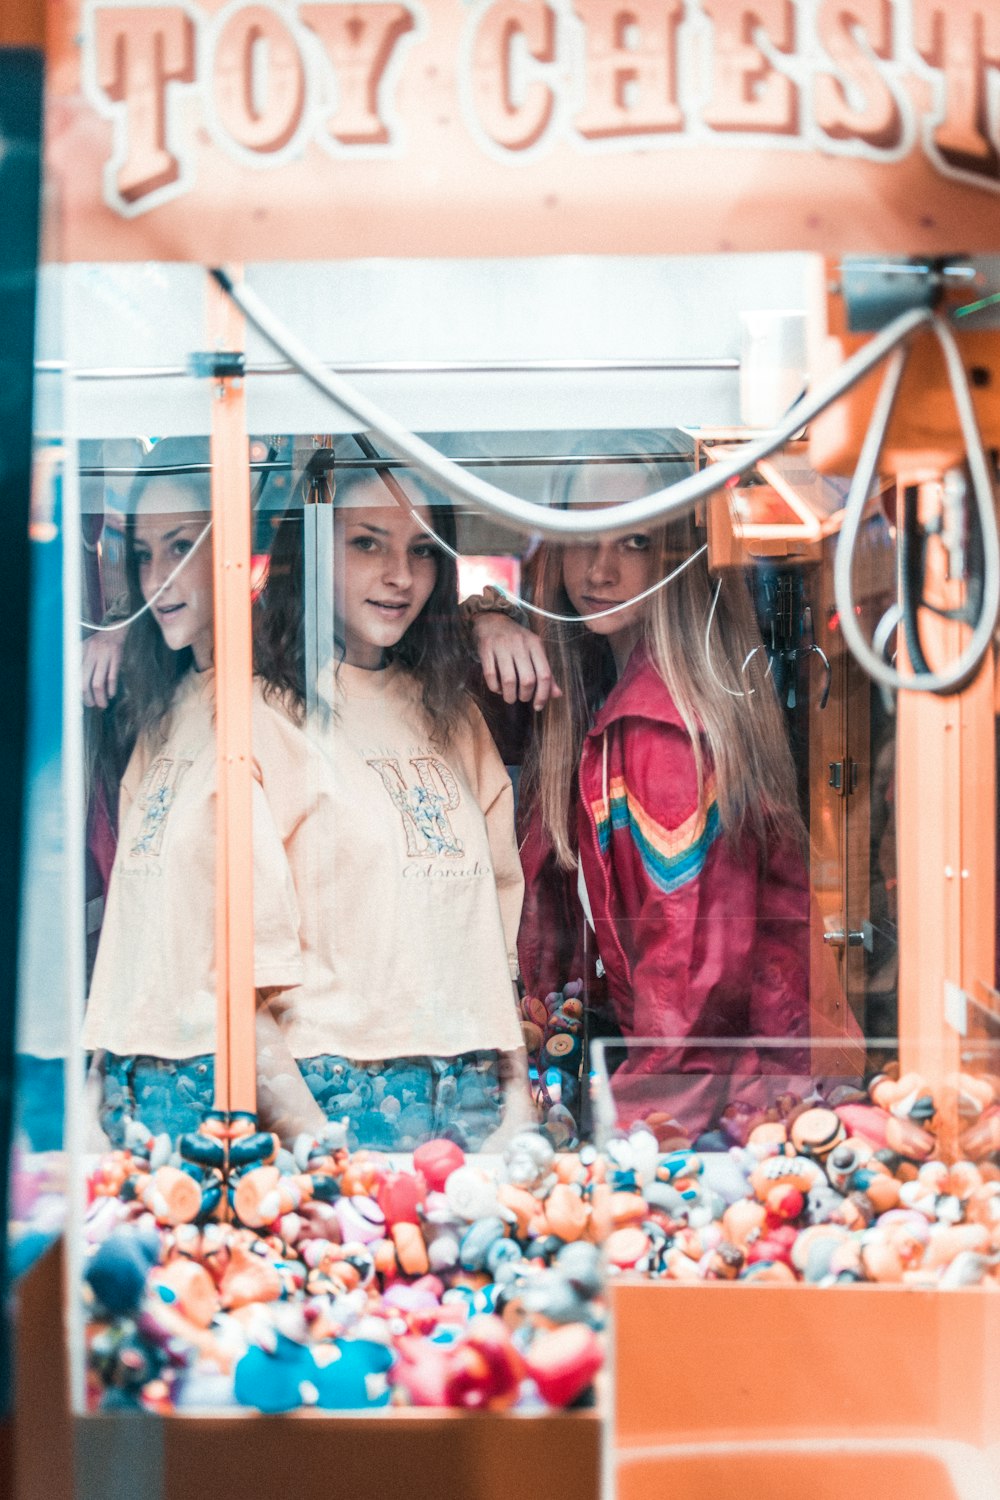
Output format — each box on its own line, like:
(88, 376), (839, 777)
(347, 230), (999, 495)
(83, 436), (328, 1146)
(476, 439), (818, 1138)
(253, 461), (532, 1151)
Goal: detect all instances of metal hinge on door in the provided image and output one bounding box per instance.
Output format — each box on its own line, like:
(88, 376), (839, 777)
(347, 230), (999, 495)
(823, 928), (867, 949)
(823, 921), (874, 952)
(828, 758), (859, 796)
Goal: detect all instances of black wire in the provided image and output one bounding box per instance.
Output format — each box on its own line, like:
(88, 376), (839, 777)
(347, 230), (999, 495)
(898, 473), (987, 669)
(350, 431), (420, 513)
(899, 484), (932, 675)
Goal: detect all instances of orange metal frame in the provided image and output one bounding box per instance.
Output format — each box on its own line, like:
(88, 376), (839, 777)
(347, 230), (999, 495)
(896, 484), (997, 1088)
(207, 272), (256, 1121)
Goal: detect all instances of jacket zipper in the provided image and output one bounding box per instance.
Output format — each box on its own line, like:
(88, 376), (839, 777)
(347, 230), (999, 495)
(580, 730), (632, 994)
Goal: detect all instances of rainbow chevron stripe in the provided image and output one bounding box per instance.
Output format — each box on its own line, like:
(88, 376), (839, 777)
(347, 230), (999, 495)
(593, 775), (721, 895)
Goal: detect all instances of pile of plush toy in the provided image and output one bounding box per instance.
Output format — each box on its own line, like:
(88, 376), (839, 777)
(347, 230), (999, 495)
(518, 982), (586, 1147)
(82, 1065), (1000, 1413)
(84, 1124), (605, 1413)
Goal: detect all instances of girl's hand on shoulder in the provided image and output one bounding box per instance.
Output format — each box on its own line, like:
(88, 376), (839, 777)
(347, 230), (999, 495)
(472, 612), (562, 711)
(82, 630), (125, 709)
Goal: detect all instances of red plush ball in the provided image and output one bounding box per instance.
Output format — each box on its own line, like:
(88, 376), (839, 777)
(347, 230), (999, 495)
(525, 1324), (603, 1408)
(378, 1170), (427, 1226)
(412, 1139), (466, 1194)
(765, 1184), (804, 1223)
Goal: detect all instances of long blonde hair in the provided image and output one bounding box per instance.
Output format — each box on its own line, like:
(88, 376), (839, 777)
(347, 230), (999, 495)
(523, 449), (802, 871)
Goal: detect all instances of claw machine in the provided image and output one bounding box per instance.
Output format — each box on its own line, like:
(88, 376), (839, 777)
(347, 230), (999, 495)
(13, 2), (1000, 1498)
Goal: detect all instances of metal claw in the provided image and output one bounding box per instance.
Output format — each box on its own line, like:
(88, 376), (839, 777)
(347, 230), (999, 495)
(742, 643), (773, 682)
(803, 643), (832, 709)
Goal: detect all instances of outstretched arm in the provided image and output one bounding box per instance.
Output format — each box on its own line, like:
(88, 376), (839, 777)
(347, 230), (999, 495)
(468, 608), (562, 712)
(82, 630), (125, 709)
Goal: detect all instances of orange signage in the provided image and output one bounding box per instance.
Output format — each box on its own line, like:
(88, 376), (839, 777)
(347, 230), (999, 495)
(46, 0), (1000, 259)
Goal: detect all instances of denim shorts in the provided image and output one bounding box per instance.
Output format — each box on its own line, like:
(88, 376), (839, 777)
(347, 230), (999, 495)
(298, 1051), (503, 1152)
(100, 1053), (215, 1146)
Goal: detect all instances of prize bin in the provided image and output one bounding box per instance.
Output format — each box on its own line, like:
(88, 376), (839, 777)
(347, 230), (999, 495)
(13, 1), (1000, 1495)
(25, 250), (835, 1494)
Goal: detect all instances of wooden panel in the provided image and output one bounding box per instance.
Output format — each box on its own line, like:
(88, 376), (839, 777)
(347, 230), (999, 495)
(164, 1411), (599, 1500)
(613, 1280), (1000, 1449)
(618, 1449), (975, 1500)
(1, 2), (44, 47)
(896, 485), (997, 1091)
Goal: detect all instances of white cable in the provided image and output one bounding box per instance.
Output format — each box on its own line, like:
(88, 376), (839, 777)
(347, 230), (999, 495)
(704, 576), (754, 699)
(398, 477), (709, 621)
(81, 519), (212, 631)
(493, 544), (707, 623)
(832, 316), (1000, 694)
(212, 268), (936, 540)
(872, 602), (901, 663)
(350, 431), (712, 621)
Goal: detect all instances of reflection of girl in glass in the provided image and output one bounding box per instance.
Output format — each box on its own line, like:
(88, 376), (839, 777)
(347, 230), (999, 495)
(84, 437), (326, 1146)
(254, 466), (532, 1152)
(503, 448), (819, 1137)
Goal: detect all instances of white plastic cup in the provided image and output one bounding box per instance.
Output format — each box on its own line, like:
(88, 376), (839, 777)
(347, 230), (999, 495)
(739, 309), (807, 428)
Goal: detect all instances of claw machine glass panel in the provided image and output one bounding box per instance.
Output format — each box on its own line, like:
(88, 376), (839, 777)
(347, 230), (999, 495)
(43, 244), (1000, 1500)
(34, 0), (1000, 1490)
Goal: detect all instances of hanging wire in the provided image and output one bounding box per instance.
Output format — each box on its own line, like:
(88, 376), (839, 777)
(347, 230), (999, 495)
(348, 430), (711, 623)
(211, 269), (1000, 695)
(210, 268), (936, 539)
(832, 318), (1000, 695)
(704, 576), (754, 699)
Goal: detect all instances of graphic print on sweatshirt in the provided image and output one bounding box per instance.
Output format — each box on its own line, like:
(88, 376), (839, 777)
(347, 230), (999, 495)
(129, 757), (194, 858)
(366, 754), (465, 858)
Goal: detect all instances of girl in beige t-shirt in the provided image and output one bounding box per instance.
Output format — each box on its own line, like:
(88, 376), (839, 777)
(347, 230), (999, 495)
(254, 464), (532, 1151)
(84, 438), (325, 1147)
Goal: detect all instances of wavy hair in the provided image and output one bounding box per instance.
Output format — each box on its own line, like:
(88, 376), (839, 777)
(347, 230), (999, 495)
(110, 437), (213, 752)
(255, 464), (472, 744)
(522, 440), (802, 870)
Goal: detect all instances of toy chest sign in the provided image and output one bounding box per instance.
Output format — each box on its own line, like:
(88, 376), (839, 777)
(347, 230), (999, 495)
(46, 0), (1000, 260)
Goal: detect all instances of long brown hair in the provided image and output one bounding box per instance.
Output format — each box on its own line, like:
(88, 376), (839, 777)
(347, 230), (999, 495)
(110, 437), (213, 761)
(94, 436), (276, 812)
(523, 446), (802, 870)
(255, 465), (472, 744)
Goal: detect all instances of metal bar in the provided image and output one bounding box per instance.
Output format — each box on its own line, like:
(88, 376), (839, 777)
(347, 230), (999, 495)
(38, 356), (740, 380)
(303, 502), (334, 723)
(79, 452), (695, 479)
(896, 477), (996, 1136)
(78, 463), (285, 477)
(207, 274), (257, 1121)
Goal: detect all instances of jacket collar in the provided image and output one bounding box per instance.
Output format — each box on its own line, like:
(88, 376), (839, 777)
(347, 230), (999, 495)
(588, 642), (687, 737)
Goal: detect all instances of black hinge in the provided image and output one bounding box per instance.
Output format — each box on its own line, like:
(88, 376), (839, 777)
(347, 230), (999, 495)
(828, 758), (859, 796)
(187, 350), (246, 380)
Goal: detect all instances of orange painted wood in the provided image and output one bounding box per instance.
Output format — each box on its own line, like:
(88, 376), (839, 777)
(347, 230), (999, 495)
(207, 272), (256, 1119)
(12, 1245), (599, 1500)
(1, 0), (44, 47)
(895, 483), (996, 1089)
(617, 1449), (973, 1500)
(612, 1281), (1000, 1449)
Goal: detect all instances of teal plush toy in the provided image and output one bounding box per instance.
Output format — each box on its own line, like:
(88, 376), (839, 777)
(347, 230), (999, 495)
(234, 1331), (393, 1412)
(234, 1330), (321, 1413)
(314, 1338), (393, 1409)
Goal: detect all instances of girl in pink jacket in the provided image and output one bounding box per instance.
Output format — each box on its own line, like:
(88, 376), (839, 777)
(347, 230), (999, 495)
(486, 446), (833, 1141)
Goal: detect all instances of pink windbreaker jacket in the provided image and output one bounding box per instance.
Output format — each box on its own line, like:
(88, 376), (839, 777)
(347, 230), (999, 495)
(518, 646), (819, 1137)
